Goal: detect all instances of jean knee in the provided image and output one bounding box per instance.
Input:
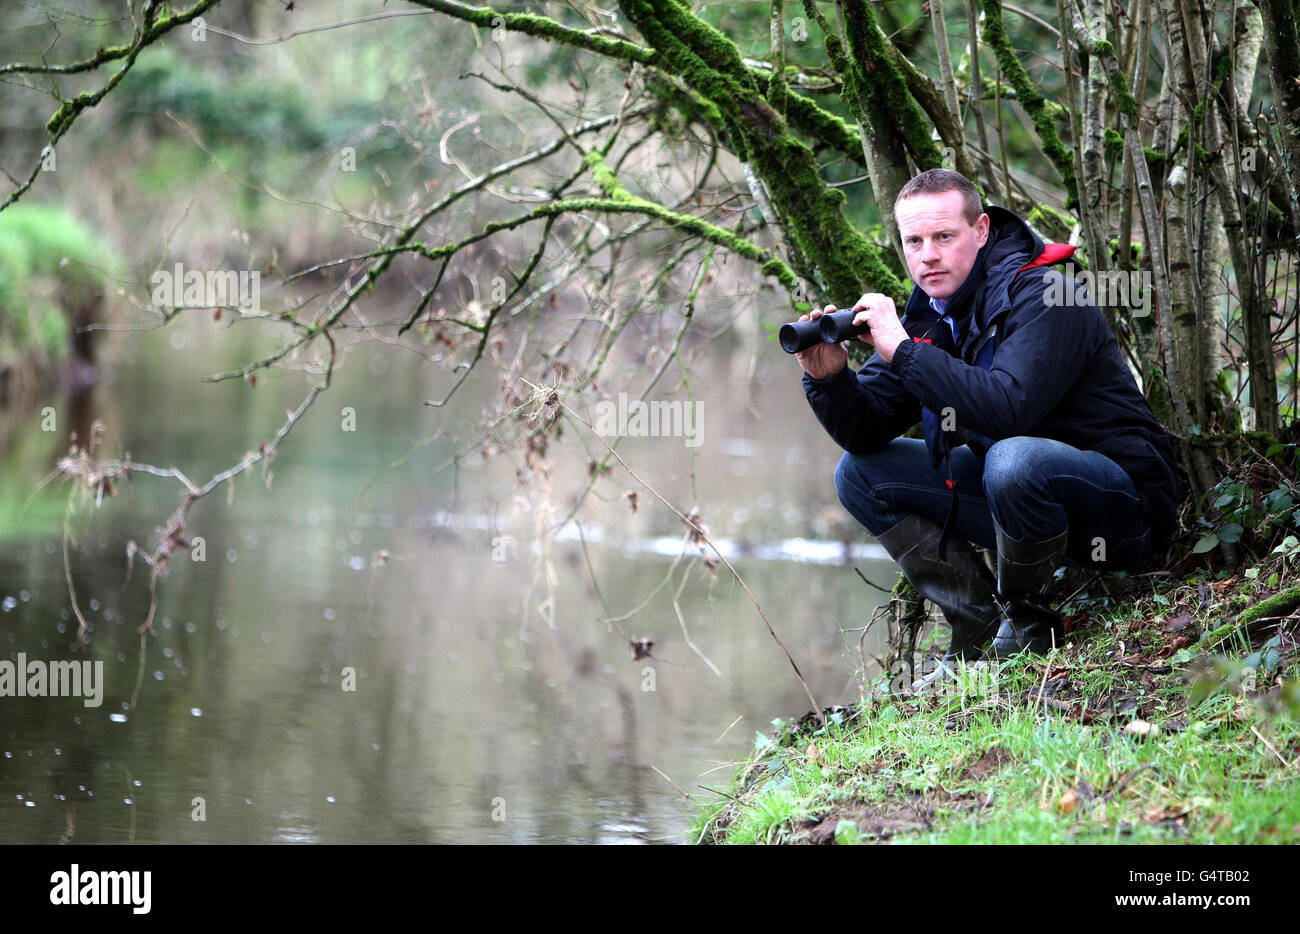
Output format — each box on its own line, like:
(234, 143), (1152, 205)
(983, 436), (1039, 497)
(834, 451), (861, 509)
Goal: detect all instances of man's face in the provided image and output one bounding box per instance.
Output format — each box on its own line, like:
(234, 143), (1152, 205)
(895, 189), (989, 301)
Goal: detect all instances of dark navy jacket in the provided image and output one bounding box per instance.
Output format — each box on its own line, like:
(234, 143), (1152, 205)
(803, 205), (1181, 553)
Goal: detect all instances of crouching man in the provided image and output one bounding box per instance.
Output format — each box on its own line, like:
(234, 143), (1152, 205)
(795, 169), (1179, 674)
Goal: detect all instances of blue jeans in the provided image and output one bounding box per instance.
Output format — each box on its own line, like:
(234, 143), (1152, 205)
(834, 436), (1154, 570)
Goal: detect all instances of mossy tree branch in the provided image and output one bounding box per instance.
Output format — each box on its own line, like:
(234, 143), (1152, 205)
(405, 0), (658, 65)
(3, 0), (223, 212)
(838, 0), (944, 171)
(980, 0), (1079, 207)
(620, 0), (905, 304)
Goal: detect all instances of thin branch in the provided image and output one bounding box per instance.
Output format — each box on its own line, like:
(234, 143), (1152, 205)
(559, 400), (822, 719)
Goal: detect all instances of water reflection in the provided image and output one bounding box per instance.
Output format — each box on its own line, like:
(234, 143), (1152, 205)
(1, 343), (903, 843)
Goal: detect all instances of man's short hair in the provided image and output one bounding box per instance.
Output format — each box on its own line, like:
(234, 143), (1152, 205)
(894, 169), (984, 226)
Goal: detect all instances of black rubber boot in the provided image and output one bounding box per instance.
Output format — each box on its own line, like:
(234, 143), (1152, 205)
(988, 525), (1070, 657)
(875, 514), (1001, 682)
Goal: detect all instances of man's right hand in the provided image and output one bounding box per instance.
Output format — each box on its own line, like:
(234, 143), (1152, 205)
(795, 305), (849, 381)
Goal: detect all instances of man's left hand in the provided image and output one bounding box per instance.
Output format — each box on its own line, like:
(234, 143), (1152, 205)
(850, 293), (909, 363)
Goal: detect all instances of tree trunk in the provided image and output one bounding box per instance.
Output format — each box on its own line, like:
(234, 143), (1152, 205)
(1256, 0), (1300, 204)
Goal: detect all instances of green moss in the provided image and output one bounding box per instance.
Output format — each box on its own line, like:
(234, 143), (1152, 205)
(622, 0), (905, 303)
(1103, 127), (1124, 158)
(582, 148), (635, 202)
(1025, 203), (1076, 243)
(1107, 69), (1138, 119)
(1239, 585), (1300, 628)
(780, 92), (867, 166)
(661, 0), (760, 92)
(980, 0), (1078, 207)
(644, 75), (726, 132)
(1143, 147), (1168, 173)
(412, 0), (656, 64)
(45, 92), (95, 135)
(839, 0), (941, 170)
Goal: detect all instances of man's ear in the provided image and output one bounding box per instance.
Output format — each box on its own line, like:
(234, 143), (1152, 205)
(975, 213), (990, 246)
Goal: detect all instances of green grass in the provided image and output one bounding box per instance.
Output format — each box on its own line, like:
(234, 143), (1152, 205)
(694, 565), (1300, 845)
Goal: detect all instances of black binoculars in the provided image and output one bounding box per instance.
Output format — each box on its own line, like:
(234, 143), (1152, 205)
(778, 308), (870, 353)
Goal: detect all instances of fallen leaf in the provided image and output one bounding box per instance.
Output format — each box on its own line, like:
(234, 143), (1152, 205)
(1145, 803), (1189, 823)
(1165, 611), (1195, 632)
(1155, 635), (1190, 659)
(1062, 612), (1089, 634)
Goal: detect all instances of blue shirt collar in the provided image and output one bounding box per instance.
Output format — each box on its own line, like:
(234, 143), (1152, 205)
(930, 296), (960, 342)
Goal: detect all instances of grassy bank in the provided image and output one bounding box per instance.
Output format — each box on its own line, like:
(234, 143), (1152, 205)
(693, 557), (1300, 845)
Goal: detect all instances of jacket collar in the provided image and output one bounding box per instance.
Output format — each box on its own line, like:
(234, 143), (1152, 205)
(901, 204), (1045, 349)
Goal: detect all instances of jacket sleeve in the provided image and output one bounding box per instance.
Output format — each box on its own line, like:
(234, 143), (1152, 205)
(803, 350), (922, 455)
(886, 269), (1097, 439)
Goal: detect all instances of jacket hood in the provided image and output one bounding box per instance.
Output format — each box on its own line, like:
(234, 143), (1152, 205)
(902, 204), (1045, 339)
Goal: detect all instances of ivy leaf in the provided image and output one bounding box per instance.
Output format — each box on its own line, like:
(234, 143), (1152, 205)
(1264, 488), (1294, 516)
(1169, 647), (1196, 666)
(1218, 522), (1244, 544)
(1266, 443), (1291, 458)
(1192, 532), (1219, 554)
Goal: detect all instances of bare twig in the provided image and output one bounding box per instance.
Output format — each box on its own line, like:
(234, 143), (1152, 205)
(559, 400), (822, 719)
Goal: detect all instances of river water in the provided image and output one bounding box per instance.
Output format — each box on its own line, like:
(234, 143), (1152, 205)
(0, 319), (900, 843)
